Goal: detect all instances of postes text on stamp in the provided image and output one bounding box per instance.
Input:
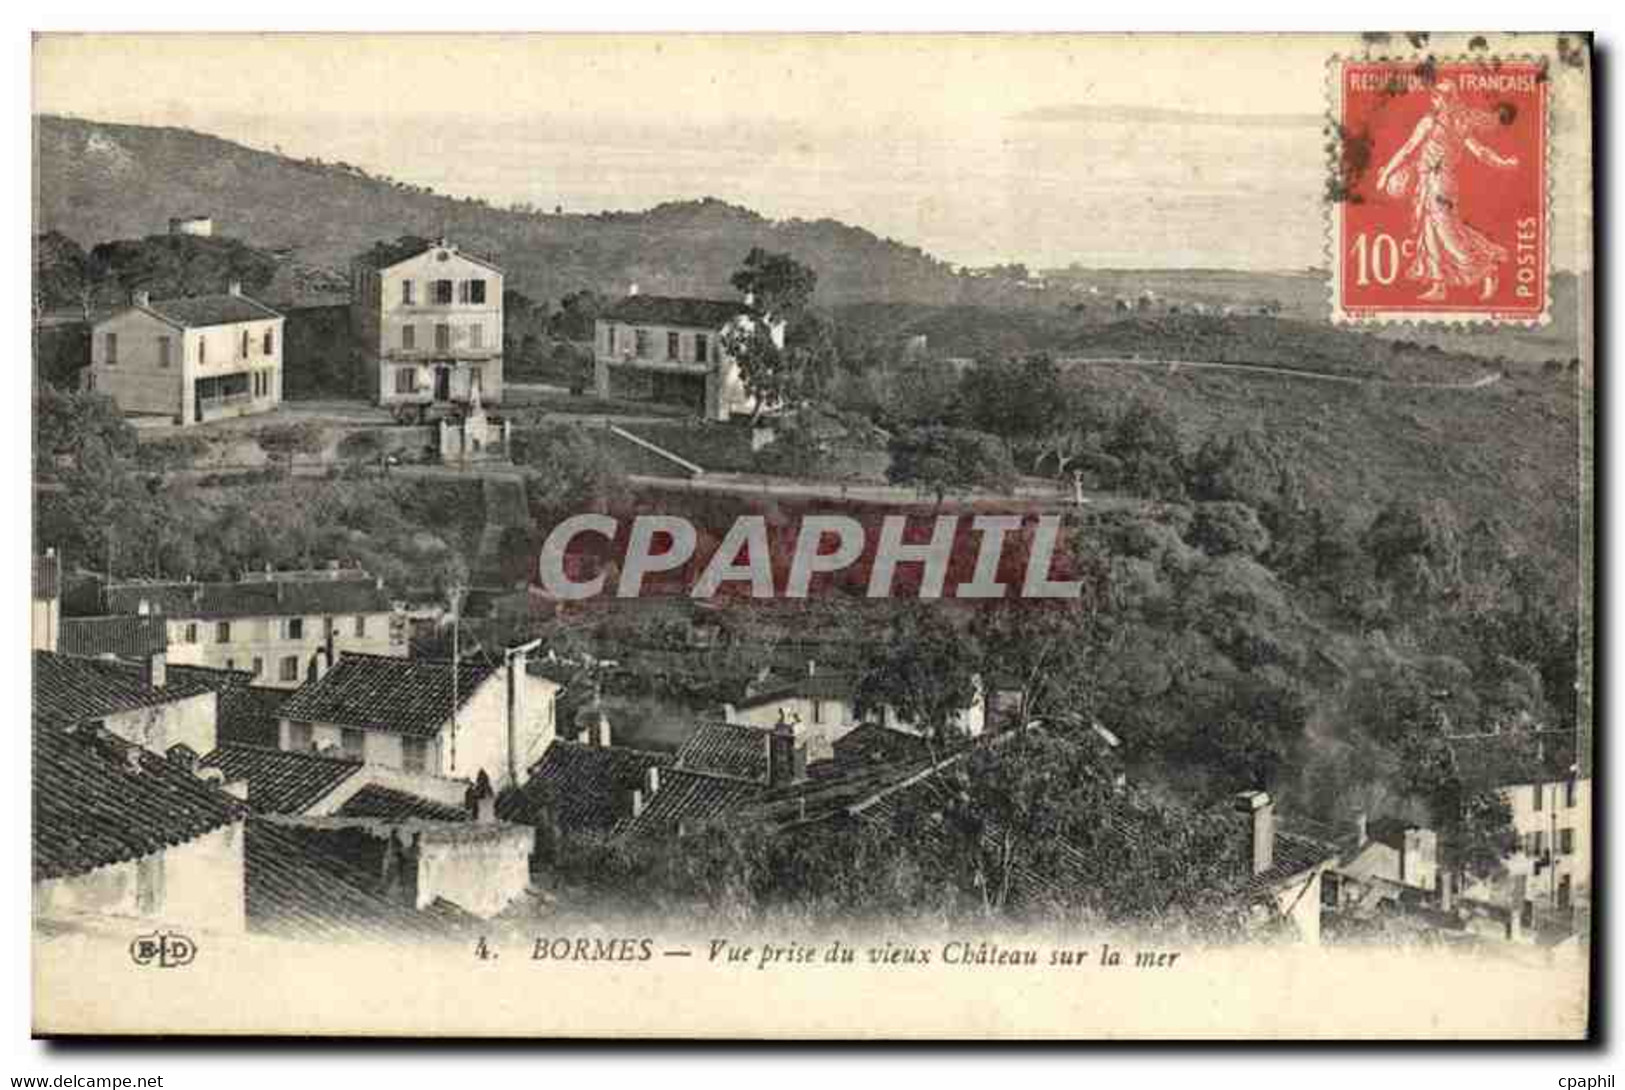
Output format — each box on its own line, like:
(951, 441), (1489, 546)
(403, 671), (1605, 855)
(1331, 58), (1549, 324)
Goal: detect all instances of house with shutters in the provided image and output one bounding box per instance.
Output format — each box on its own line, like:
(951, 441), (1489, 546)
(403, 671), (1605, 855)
(1450, 730), (1590, 919)
(350, 238), (504, 413)
(83, 284), (284, 426)
(273, 648), (559, 791)
(592, 290), (785, 421)
(99, 572), (401, 689)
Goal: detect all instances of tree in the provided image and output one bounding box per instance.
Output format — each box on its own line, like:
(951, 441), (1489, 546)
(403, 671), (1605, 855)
(955, 354), (1071, 446)
(855, 607), (982, 744)
(511, 426), (627, 515)
(730, 247), (817, 317)
(88, 234), (277, 302)
(886, 426), (1017, 506)
(549, 290), (605, 342)
(34, 231), (95, 316)
(255, 422), (327, 477)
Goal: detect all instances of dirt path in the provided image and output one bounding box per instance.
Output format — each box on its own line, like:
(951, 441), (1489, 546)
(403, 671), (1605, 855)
(1057, 356), (1504, 391)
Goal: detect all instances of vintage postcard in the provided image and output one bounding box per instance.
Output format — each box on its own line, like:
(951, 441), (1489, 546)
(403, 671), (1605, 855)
(29, 32), (1593, 1039)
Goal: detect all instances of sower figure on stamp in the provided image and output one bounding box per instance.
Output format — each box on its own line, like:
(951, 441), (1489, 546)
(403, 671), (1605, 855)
(1375, 79), (1521, 303)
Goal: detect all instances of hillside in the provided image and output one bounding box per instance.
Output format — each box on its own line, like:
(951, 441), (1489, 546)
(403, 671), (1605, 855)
(34, 115), (968, 307)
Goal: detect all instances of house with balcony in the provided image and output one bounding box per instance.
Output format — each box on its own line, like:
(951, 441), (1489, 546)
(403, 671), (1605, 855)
(592, 290), (785, 421)
(350, 238), (504, 415)
(84, 284), (283, 426)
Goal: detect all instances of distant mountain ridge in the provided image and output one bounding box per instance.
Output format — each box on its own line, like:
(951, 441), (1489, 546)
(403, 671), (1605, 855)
(34, 114), (970, 307)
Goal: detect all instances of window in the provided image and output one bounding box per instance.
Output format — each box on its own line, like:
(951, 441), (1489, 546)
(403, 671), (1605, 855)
(402, 736), (428, 774)
(280, 656), (300, 682)
(695, 333), (709, 363)
(287, 721), (313, 751)
(104, 332), (118, 365)
(1566, 779), (1578, 808)
(460, 279), (487, 304)
(635, 328), (652, 358)
(435, 323), (451, 351)
(198, 336), (207, 365)
(433, 279), (455, 305)
(157, 336), (171, 368)
(263, 328), (275, 355)
(1528, 830), (1546, 857)
(340, 729), (366, 762)
(402, 279), (415, 306)
(286, 617), (304, 640)
(402, 323), (416, 350)
(812, 701), (825, 725)
(1533, 783), (1544, 810)
(216, 621), (231, 643)
(240, 330), (250, 359)
(470, 324), (484, 349)
(225, 658), (235, 671)
(184, 622), (198, 644)
(606, 326), (617, 354)
(354, 616), (366, 638)
(395, 367), (417, 394)
(1559, 828), (1576, 855)
(251, 656), (263, 678)
(667, 331), (680, 360)
(470, 366), (483, 395)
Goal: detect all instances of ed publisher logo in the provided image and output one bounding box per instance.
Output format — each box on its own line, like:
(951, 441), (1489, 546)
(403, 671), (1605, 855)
(129, 931), (197, 968)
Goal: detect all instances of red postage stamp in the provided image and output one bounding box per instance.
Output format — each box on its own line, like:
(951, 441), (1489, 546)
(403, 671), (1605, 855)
(1330, 58), (1549, 324)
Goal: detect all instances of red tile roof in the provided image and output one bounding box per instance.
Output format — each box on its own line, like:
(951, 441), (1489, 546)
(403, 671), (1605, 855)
(618, 770), (764, 838)
(137, 293), (282, 329)
(32, 650), (223, 724)
(499, 739), (672, 835)
(674, 721), (772, 783)
(601, 294), (755, 330)
(102, 577), (392, 620)
(277, 653), (497, 737)
(58, 614), (169, 658)
(245, 819), (473, 943)
(200, 743), (362, 815)
(33, 719), (248, 881)
(337, 785), (468, 823)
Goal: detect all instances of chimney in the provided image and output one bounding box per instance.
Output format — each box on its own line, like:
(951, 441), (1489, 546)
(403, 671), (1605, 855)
(806, 659), (817, 677)
(769, 714), (806, 788)
(465, 770), (496, 823)
(744, 290), (756, 308)
(721, 702), (737, 721)
(1438, 869), (1455, 913)
(1354, 809), (1369, 848)
(1234, 790), (1275, 876)
(628, 787), (646, 818)
(132, 289), (150, 308)
(227, 280), (242, 297)
(645, 765), (660, 797)
(628, 282), (639, 297)
(142, 649), (167, 690)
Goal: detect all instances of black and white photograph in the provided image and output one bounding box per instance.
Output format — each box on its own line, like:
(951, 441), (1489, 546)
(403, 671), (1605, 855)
(22, 29), (1593, 1040)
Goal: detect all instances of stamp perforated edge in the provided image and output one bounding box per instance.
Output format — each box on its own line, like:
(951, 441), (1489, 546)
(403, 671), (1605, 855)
(1325, 51), (1554, 328)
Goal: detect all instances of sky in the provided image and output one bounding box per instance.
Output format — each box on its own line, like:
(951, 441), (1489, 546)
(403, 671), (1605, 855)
(32, 34), (1591, 271)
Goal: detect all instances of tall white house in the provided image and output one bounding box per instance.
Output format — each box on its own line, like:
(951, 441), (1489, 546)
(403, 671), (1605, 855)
(84, 284), (284, 426)
(350, 239), (504, 413)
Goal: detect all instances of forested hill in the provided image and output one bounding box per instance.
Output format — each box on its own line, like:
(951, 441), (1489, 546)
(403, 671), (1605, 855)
(34, 115), (964, 306)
